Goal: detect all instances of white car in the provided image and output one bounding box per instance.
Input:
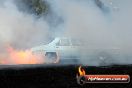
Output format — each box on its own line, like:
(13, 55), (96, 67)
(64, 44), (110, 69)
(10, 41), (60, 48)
(31, 37), (82, 64)
(31, 37), (120, 65)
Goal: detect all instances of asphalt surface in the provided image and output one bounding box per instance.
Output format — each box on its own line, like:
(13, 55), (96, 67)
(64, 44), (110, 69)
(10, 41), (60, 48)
(0, 64), (131, 88)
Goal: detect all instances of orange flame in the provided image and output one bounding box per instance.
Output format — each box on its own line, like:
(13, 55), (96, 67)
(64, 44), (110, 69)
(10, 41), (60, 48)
(78, 66), (86, 76)
(0, 46), (44, 64)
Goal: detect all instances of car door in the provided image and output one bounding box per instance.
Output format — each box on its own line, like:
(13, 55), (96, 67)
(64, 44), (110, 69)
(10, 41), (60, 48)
(70, 39), (81, 57)
(55, 38), (72, 58)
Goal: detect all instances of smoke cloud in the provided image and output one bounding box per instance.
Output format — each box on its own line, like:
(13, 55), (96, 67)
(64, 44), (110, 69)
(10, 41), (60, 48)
(0, 0), (50, 64)
(0, 0), (132, 65)
(0, 0), (50, 50)
(47, 0), (132, 65)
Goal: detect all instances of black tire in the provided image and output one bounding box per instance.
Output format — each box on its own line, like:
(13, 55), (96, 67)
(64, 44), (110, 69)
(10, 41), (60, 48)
(45, 52), (57, 63)
(94, 52), (114, 66)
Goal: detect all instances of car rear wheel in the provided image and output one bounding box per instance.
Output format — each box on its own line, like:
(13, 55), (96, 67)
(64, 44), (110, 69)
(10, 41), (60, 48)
(45, 52), (58, 63)
(95, 52), (114, 66)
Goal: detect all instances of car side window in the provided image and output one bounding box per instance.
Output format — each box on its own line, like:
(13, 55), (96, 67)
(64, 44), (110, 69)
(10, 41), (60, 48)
(56, 39), (70, 46)
(56, 41), (60, 46)
(71, 39), (82, 46)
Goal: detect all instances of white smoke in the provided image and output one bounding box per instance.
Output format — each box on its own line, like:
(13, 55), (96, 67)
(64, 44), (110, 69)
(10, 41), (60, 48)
(0, 0), (132, 65)
(47, 0), (132, 65)
(0, 0), (50, 50)
(0, 0), (52, 64)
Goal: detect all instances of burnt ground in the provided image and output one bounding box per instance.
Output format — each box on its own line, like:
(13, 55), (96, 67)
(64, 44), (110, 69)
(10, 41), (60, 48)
(0, 64), (131, 88)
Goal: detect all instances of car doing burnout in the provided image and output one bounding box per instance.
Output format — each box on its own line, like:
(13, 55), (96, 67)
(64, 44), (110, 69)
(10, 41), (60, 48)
(31, 37), (120, 65)
(31, 37), (84, 64)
